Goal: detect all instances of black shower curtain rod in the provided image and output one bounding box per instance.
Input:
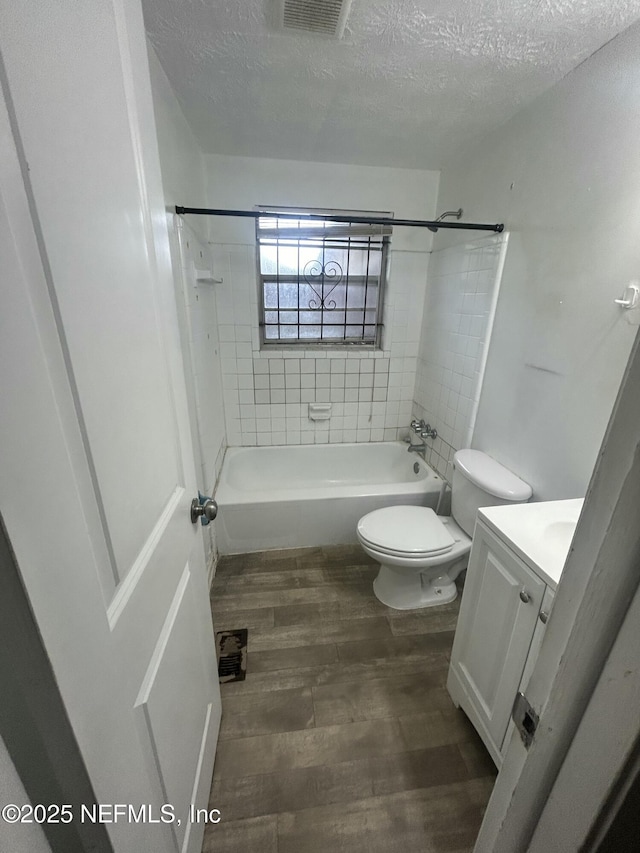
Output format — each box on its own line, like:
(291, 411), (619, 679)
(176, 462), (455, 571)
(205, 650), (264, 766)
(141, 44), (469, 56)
(174, 206), (504, 233)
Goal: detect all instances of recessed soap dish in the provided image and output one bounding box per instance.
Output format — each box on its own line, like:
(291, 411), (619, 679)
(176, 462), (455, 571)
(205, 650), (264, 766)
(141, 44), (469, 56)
(308, 403), (331, 421)
(614, 283), (639, 309)
(195, 268), (223, 284)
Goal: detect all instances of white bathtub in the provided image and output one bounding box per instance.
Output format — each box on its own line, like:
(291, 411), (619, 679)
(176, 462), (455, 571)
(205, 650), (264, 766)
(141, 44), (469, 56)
(215, 442), (443, 554)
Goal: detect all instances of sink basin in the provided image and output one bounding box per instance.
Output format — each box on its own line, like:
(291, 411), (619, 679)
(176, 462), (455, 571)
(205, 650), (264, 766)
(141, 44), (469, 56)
(478, 498), (584, 589)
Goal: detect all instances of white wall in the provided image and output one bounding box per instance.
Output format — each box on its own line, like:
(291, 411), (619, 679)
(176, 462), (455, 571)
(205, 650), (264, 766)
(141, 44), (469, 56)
(148, 47), (227, 573)
(146, 48), (206, 213)
(433, 21), (640, 499)
(204, 154), (439, 446)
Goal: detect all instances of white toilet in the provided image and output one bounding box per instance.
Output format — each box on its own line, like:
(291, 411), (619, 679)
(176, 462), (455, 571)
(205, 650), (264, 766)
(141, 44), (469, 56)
(357, 449), (532, 609)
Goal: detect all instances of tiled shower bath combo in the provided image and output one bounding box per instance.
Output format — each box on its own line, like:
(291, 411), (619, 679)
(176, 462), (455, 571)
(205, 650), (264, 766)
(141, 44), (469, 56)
(212, 242), (428, 447)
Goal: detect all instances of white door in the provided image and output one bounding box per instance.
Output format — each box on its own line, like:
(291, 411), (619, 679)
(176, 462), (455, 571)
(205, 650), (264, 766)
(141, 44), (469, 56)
(0, 1), (221, 852)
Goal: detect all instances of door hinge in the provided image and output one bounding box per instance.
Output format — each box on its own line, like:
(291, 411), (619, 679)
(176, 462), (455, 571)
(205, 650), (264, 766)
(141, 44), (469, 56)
(512, 691), (539, 748)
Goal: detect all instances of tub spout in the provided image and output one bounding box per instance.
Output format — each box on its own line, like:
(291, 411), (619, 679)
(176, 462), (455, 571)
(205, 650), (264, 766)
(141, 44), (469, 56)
(407, 442), (426, 458)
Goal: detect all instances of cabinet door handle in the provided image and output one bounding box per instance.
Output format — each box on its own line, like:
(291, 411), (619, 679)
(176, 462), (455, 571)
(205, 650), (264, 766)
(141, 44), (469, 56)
(519, 590), (531, 604)
(539, 610), (549, 624)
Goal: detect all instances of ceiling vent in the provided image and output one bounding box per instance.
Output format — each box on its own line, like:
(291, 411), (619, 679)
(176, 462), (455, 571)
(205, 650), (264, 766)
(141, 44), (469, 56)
(279, 0), (352, 39)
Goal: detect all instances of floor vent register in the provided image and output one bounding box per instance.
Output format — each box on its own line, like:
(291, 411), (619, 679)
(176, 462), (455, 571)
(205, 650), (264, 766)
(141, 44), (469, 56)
(215, 629), (248, 683)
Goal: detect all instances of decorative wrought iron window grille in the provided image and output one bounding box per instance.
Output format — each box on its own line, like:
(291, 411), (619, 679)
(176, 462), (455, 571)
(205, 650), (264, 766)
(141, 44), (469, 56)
(256, 206), (392, 347)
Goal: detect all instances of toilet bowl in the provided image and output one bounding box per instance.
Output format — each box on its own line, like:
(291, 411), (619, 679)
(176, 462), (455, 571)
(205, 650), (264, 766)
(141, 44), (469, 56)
(357, 506), (471, 609)
(357, 449), (532, 610)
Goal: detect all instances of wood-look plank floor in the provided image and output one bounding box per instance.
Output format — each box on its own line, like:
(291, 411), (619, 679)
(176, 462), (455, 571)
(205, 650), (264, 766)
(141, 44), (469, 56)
(202, 545), (496, 853)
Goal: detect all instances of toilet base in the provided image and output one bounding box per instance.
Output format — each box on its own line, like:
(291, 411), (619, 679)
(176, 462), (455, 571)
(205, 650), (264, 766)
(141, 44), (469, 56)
(373, 564), (458, 610)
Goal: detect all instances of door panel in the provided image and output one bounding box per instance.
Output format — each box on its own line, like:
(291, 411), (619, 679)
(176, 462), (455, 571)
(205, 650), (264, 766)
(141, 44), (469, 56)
(0, 0), (184, 584)
(136, 564), (216, 851)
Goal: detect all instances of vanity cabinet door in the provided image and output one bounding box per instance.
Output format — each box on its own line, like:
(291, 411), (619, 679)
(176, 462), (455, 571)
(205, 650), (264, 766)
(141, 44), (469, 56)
(447, 521), (546, 762)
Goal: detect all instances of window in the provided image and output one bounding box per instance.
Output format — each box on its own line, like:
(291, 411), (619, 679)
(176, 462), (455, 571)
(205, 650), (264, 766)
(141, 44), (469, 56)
(256, 206), (391, 347)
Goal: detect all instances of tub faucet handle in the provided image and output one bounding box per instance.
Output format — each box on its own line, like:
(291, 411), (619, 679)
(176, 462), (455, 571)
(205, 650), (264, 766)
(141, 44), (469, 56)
(411, 418), (425, 433)
(421, 425), (438, 440)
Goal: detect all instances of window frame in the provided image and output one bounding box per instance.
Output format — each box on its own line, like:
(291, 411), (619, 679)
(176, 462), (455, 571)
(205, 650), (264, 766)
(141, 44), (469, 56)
(255, 205), (391, 350)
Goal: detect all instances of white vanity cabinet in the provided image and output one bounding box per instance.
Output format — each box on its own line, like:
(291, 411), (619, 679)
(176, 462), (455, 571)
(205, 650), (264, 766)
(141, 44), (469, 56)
(447, 518), (555, 766)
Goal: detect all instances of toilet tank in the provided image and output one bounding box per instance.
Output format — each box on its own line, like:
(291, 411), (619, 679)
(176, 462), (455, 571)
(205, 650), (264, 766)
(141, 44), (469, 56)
(452, 450), (532, 537)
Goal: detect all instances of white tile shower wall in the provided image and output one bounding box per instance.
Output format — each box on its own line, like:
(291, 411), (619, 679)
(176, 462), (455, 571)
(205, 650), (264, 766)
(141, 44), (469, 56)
(171, 222), (227, 578)
(213, 244), (428, 446)
(176, 221), (227, 489)
(412, 234), (508, 481)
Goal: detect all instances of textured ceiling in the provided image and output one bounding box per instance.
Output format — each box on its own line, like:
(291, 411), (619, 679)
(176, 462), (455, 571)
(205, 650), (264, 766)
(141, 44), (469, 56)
(143, 0), (640, 169)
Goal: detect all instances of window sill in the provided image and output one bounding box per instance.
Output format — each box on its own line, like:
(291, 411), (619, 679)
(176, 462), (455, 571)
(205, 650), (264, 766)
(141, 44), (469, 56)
(259, 343), (383, 355)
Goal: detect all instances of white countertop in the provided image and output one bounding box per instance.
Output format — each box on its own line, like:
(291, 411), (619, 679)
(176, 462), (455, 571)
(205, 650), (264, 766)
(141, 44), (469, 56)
(478, 498), (585, 590)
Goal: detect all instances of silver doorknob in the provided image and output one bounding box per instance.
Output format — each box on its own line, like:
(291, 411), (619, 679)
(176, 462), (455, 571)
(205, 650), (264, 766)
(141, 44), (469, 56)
(519, 590), (531, 604)
(190, 497), (218, 524)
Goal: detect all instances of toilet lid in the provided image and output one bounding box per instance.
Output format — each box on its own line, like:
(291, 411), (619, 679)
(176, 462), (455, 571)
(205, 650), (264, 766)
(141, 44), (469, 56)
(357, 506), (455, 556)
